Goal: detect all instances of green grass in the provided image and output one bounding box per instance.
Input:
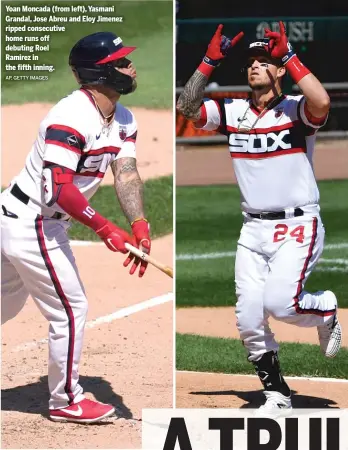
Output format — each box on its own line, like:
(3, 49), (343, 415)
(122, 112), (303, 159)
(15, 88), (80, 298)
(68, 175), (173, 240)
(1, 0), (172, 108)
(176, 259), (236, 307)
(176, 185), (243, 254)
(177, 334), (348, 379)
(176, 180), (348, 308)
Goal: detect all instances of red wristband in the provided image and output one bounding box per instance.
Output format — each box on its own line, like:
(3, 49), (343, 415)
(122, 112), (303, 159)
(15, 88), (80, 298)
(285, 55), (311, 84)
(197, 61), (215, 77)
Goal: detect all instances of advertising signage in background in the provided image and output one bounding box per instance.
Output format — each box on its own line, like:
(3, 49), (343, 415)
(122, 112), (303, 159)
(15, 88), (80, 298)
(176, 17), (348, 85)
(176, 0), (348, 19)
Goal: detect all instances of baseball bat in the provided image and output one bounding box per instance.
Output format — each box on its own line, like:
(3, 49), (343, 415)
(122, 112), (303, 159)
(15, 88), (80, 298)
(125, 243), (173, 278)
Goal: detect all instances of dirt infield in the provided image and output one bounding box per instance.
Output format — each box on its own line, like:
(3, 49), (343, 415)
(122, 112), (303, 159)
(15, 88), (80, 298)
(177, 306), (348, 347)
(1, 104), (173, 449)
(176, 140), (348, 409)
(177, 372), (348, 409)
(2, 236), (173, 449)
(176, 306), (348, 408)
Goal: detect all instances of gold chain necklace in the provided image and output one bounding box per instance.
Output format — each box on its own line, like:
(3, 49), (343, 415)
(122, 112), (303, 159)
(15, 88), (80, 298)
(237, 93), (283, 133)
(90, 93), (116, 136)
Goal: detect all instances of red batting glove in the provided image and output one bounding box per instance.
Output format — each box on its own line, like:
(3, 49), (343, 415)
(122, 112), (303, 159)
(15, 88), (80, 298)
(264, 21), (294, 63)
(96, 220), (134, 254)
(124, 218), (151, 277)
(198, 24), (244, 77)
(264, 21), (310, 83)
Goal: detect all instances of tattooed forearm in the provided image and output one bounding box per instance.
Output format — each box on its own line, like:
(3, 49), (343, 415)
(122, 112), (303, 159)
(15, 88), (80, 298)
(112, 158), (145, 224)
(177, 69), (209, 120)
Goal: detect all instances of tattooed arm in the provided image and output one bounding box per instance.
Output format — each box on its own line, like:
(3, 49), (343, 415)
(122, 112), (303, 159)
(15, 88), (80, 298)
(177, 26), (244, 122)
(111, 157), (144, 224)
(111, 156), (151, 276)
(176, 69), (209, 121)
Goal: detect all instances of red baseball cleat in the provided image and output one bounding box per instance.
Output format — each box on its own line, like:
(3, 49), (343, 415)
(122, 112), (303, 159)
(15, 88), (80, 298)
(49, 398), (116, 424)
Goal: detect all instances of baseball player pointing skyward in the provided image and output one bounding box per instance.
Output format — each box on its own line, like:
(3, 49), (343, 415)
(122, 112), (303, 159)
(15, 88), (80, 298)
(177, 22), (342, 415)
(1, 32), (151, 423)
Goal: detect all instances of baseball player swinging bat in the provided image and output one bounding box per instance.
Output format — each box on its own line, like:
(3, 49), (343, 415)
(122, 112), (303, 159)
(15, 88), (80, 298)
(125, 243), (173, 278)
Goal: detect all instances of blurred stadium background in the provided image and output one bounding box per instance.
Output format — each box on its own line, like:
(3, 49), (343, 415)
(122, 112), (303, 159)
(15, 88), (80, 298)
(175, 2), (348, 383)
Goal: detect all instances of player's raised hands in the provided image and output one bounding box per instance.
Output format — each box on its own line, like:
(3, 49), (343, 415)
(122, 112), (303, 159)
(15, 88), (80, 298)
(204, 24), (244, 67)
(264, 21), (295, 64)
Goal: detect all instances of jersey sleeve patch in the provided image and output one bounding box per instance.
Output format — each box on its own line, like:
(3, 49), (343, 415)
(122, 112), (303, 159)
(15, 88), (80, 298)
(44, 124), (86, 171)
(298, 96), (328, 129)
(45, 124), (86, 154)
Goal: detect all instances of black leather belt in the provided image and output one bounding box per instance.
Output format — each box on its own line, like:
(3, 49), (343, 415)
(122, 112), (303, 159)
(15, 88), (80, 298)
(10, 183), (67, 220)
(248, 208), (304, 220)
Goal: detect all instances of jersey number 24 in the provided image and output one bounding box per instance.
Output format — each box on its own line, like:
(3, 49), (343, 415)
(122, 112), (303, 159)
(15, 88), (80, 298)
(273, 224), (305, 244)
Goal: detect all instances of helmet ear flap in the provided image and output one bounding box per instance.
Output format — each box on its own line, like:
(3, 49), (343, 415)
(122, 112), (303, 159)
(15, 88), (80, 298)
(71, 67), (81, 83)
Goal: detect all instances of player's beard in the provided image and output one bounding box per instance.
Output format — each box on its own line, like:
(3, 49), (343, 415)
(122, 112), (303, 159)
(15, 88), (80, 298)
(116, 78), (137, 95)
(129, 78), (137, 93)
(114, 67), (137, 95)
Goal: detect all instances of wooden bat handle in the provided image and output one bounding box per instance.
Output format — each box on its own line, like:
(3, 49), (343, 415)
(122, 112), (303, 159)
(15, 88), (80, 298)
(125, 243), (173, 278)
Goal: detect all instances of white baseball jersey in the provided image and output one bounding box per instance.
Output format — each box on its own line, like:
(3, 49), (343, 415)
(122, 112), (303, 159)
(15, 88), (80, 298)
(14, 88), (137, 216)
(1, 88), (138, 410)
(199, 94), (327, 213)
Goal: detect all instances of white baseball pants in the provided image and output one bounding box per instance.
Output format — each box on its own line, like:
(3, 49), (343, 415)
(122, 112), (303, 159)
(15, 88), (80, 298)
(235, 208), (337, 362)
(1, 189), (87, 409)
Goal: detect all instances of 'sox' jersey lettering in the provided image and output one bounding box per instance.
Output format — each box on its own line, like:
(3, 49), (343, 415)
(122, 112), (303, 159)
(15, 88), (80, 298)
(13, 89), (137, 216)
(198, 95), (328, 213)
(229, 127), (292, 156)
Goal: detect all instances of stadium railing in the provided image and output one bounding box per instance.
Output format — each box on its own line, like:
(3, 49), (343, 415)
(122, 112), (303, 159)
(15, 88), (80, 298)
(176, 83), (348, 144)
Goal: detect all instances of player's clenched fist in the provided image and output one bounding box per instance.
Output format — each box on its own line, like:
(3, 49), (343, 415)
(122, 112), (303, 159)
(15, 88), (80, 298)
(96, 220), (134, 254)
(204, 24), (244, 68)
(124, 218), (151, 277)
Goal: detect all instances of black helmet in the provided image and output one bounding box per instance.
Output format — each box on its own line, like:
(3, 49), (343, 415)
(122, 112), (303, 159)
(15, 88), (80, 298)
(244, 38), (282, 66)
(69, 31), (137, 95)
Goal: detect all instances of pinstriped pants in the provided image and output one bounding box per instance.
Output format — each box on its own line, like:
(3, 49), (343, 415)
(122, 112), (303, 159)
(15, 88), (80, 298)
(1, 189), (87, 409)
(235, 211), (337, 362)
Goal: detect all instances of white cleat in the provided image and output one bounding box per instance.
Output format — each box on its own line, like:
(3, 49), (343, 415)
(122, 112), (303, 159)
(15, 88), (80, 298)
(317, 291), (341, 358)
(318, 314), (342, 358)
(254, 391), (292, 419)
